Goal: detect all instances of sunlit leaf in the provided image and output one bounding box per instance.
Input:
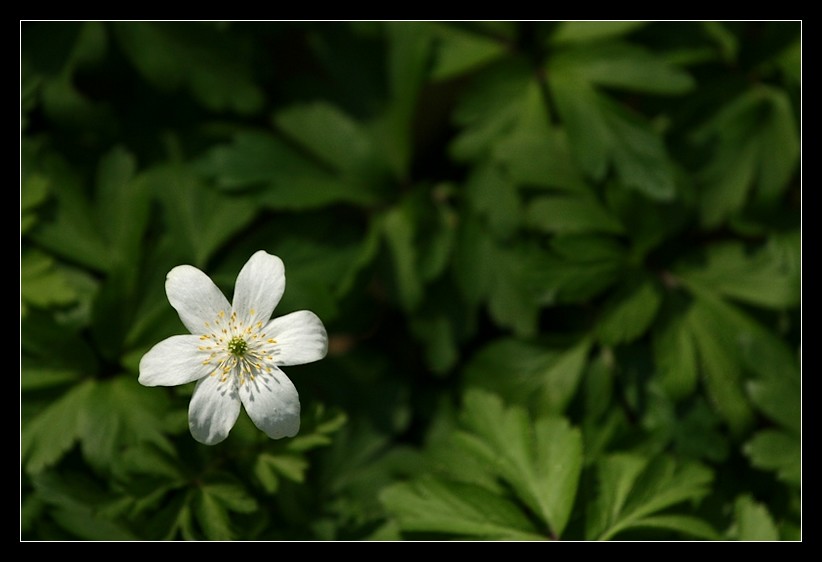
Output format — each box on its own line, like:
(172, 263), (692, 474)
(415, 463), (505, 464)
(732, 495), (780, 541)
(587, 454), (714, 540)
(381, 477), (546, 540)
(456, 390), (583, 537)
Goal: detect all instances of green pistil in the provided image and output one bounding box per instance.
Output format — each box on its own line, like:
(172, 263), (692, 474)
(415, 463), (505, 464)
(228, 336), (248, 356)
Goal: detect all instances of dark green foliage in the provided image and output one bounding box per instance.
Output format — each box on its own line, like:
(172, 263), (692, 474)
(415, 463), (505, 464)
(21, 21), (800, 540)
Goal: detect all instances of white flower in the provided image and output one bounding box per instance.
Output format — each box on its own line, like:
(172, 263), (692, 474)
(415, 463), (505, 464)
(138, 250), (327, 445)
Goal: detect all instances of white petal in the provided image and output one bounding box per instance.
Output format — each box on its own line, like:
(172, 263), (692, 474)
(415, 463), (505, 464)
(264, 310), (328, 366)
(231, 251), (285, 328)
(166, 265), (231, 334)
(138, 335), (213, 387)
(239, 368), (300, 439)
(188, 375), (241, 445)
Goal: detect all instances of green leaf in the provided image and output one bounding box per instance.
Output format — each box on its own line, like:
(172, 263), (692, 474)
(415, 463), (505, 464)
(449, 60), (533, 162)
(29, 471), (138, 540)
(526, 194), (624, 235)
(456, 390), (583, 537)
(78, 377), (173, 471)
(274, 101), (388, 182)
(653, 307), (699, 400)
(747, 377), (800, 433)
(429, 23), (508, 80)
(604, 102), (677, 201)
(597, 275), (663, 346)
(685, 296), (755, 435)
(113, 22), (263, 114)
(465, 163), (520, 237)
(494, 129), (589, 193)
(203, 483), (258, 513)
(677, 238), (800, 310)
(549, 71), (610, 180)
(255, 454), (308, 491)
(463, 338), (590, 415)
(587, 454), (714, 540)
(551, 21), (647, 44)
(732, 495), (779, 541)
(379, 22), (434, 177)
(22, 380), (95, 474)
(144, 163), (258, 267)
(94, 147), (149, 274)
(198, 131), (378, 208)
(381, 478), (546, 540)
(693, 87), (799, 226)
(627, 514), (720, 540)
(744, 430), (801, 485)
(548, 70), (677, 199)
(195, 487), (234, 540)
(21, 251), (77, 312)
(28, 156), (112, 272)
(383, 204), (423, 311)
(21, 173), (50, 235)
(550, 41), (694, 95)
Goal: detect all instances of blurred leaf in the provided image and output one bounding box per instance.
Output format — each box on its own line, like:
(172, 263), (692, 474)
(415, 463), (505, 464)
(653, 305), (699, 400)
(144, 163), (257, 267)
(551, 21), (647, 44)
(465, 164), (520, 237)
(383, 204), (423, 312)
(536, 240), (626, 305)
(79, 377), (173, 471)
(693, 87), (799, 226)
(677, 237), (800, 309)
(113, 22), (263, 114)
(21, 173), (50, 234)
(195, 487), (234, 540)
(587, 454), (714, 540)
(429, 23), (508, 80)
(21, 251), (77, 313)
(747, 377), (800, 433)
(94, 147), (149, 276)
(198, 131), (379, 208)
(597, 275), (663, 346)
(464, 338), (590, 415)
(274, 101), (390, 184)
(29, 471), (137, 540)
(548, 70), (677, 199)
(456, 390), (583, 537)
(732, 495), (779, 541)
(28, 156), (111, 272)
(22, 380), (95, 474)
(495, 129), (589, 193)
(381, 477), (546, 540)
(549, 71), (610, 180)
(744, 430), (801, 485)
(378, 22), (433, 178)
(449, 60), (533, 162)
(204, 483), (258, 513)
(604, 101), (677, 201)
(526, 194), (624, 235)
(686, 295), (756, 435)
(550, 41), (694, 94)
(254, 454), (309, 493)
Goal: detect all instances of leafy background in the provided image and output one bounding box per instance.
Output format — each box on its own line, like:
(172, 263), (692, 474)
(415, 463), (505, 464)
(20, 21), (801, 541)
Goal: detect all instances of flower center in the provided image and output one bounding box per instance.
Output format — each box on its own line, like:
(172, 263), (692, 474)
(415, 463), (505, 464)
(198, 310), (279, 386)
(227, 336), (248, 356)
